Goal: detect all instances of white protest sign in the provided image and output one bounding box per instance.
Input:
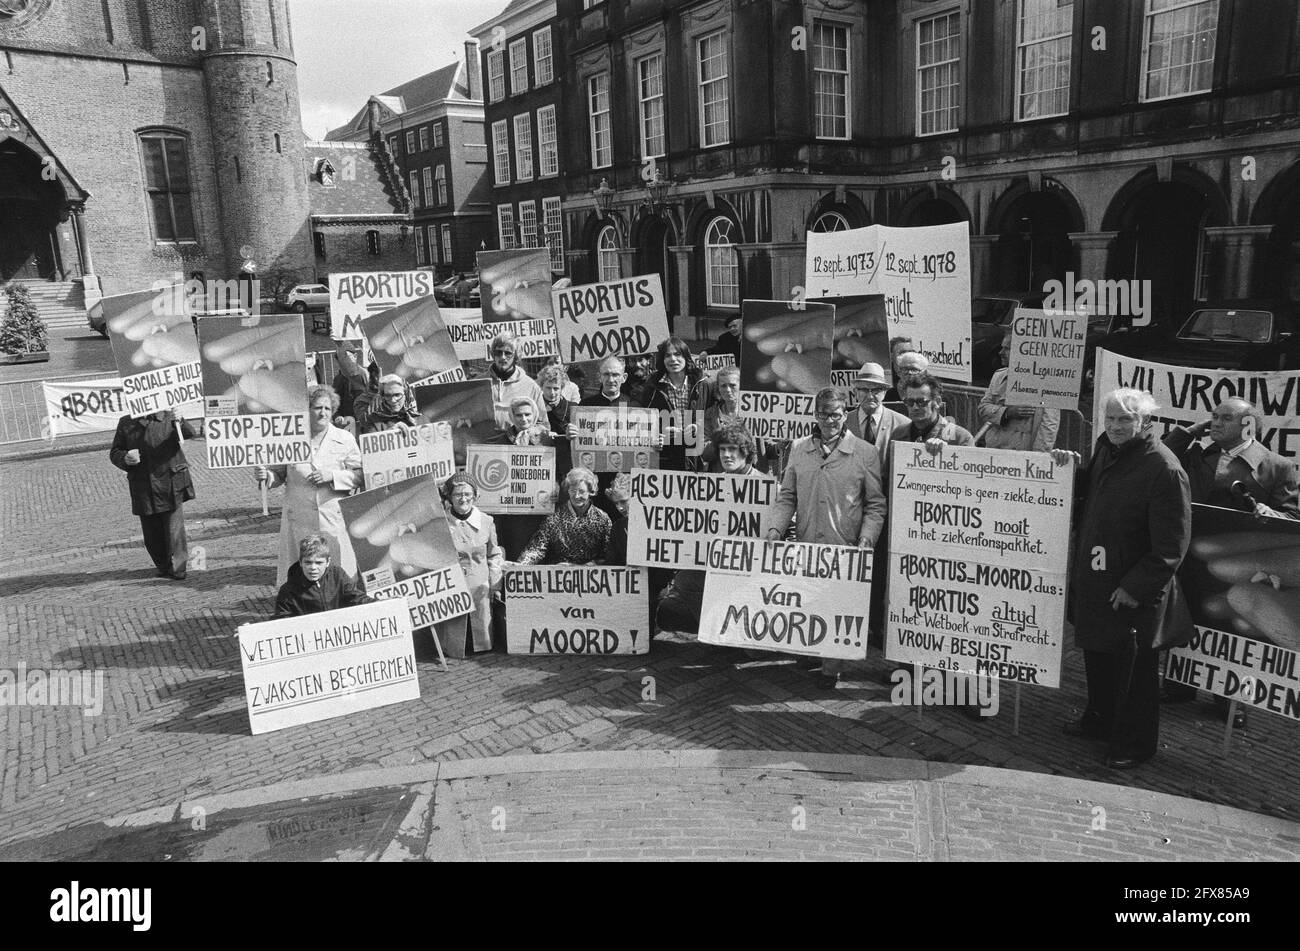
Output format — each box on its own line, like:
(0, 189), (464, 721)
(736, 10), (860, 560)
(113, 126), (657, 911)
(503, 566), (650, 655)
(329, 270), (438, 339)
(465, 444), (557, 514)
(103, 286), (204, 418)
(1006, 307), (1085, 410)
(551, 274), (669, 364)
(737, 391), (818, 442)
(696, 353), (736, 379)
(738, 299), (834, 441)
(40, 378), (197, 437)
(627, 469), (779, 570)
(698, 539), (872, 660)
(359, 422), (456, 488)
(444, 312), (560, 363)
(571, 405), (661, 472)
(236, 599), (419, 735)
(1169, 628), (1300, 721)
(885, 443), (1072, 687)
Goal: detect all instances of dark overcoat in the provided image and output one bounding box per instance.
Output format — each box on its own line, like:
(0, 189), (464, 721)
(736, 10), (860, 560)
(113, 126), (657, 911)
(109, 413), (197, 516)
(1070, 428), (1192, 652)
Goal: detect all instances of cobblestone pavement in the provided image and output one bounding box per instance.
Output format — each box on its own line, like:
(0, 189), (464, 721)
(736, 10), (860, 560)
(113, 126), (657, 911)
(1, 442), (1298, 857)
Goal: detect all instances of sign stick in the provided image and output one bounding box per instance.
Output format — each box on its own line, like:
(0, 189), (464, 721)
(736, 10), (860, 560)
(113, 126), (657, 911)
(1222, 700), (1236, 755)
(1012, 683), (1022, 736)
(260, 479), (269, 516)
(430, 628), (448, 673)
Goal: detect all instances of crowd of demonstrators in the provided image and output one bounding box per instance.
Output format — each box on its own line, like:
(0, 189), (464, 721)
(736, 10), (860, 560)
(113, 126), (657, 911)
(274, 533), (372, 618)
(640, 337), (710, 472)
(977, 336), (1059, 451)
(110, 410), (199, 580)
(488, 330), (545, 431)
(434, 473), (505, 659)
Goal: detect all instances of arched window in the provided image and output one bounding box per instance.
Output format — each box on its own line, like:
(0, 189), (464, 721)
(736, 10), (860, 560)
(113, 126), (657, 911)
(811, 210), (851, 233)
(597, 225), (620, 282)
(704, 217), (739, 308)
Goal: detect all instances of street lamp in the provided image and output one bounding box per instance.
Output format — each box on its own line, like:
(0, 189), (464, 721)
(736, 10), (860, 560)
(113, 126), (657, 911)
(644, 169), (671, 214)
(593, 178), (615, 219)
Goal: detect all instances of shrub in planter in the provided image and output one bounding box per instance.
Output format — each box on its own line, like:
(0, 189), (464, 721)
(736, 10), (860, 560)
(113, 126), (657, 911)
(0, 284), (49, 355)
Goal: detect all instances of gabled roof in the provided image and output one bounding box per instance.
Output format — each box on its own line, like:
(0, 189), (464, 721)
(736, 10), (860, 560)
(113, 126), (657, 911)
(304, 142), (409, 219)
(325, 61), (467, 141)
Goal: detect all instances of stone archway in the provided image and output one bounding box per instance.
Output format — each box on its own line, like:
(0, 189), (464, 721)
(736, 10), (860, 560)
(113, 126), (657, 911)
(986, 182), (1084, 293)
(0, 139), (66, 280)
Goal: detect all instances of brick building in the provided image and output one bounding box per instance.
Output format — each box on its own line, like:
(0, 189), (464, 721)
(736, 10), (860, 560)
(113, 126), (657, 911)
(549, 0), (1300, 327)
(326, 50), (492, 278)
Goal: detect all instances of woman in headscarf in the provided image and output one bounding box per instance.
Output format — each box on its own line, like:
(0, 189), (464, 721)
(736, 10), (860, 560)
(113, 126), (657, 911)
(434, 473), (505, 658)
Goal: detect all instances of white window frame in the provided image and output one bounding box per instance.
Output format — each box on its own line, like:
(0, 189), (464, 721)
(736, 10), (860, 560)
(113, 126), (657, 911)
(387, 134), (398, 156)
(405, 130), (416, 153)
(637, 53), (666, 160)
(509, 38), (529, 96)
(697, 31), (730, 148)
(409, 170), (421, 207)
(811, 211), (851, 233)
(492, 119), (511, 185)
(533, 27), (554, 86)
(1139, 0), (1219, 103)
(812, 19), (851, 140)
(597, 224), (621, 282)
(497, 203), (517, 250)
(537, 104), (559, 178)
(916, 10), (961, 137)
(416, 226), (428, 265)
(519, 200), (539, 249)
(1015, 0), (1073, 121)
(589, 72), (612, 169)
(422, 166), (433, 203)
(442, 224), (453, 265)
(433, 122), (444, 148)
(487, 49), (505, 103)
(435, 164), (447, 205)
(429, 225), (439, 263)
(514, 113), (534, 182)
(704, 217), (739, 309)
(419, 126), (429, 151)
(542, 196), (564, 273)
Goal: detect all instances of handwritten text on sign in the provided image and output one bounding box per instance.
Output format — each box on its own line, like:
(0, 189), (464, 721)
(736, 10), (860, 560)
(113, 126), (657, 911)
(329, 270), (437, 340)
(885, 444), (1073, 687)
(445, 313), (560, 363)
(237, 599), (419, 735)
(627, 469), (779, 570)
(205, 414), (312, 468)
(1006, 307), (1086, 410)
(699, 539), (872, 661)
(551, 274), (670, 364)
(738, 391), (817, 442)
(359, 422), (455, 488)
(503, 566), (649, 655)
(466, 444), (557, 514)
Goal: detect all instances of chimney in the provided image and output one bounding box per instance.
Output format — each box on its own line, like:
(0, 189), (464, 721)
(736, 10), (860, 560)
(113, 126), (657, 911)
(464, 40), (481, 101)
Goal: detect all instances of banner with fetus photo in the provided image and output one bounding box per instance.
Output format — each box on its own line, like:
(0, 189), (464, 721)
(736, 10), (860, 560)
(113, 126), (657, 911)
(197, 313), (312, 469)
(104, 286), (204, 418)
(477, 249), (553, 325)
(413, 379), (498, 469)
(1166, 505), (1300, 722)
(338, 474), (473, 631)
(737, 299), (835, 442)
(361, 296), (464, 386)
(815, 294), (890, 410)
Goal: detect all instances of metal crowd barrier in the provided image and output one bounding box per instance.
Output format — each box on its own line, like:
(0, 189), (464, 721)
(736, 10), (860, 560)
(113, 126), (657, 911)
(0, 372), (109, 446)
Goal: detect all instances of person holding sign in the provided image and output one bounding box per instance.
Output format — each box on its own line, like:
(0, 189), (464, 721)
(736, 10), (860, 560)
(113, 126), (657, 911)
(355, 374), (420, 435)
(764, 387), (887, 688)
(977, 337), (1060, 452)
(109, 410), (198, 580)
(255, 384), (364, 586)
(516, 467), (611, 566)
(273, 533), (373, 618)
(434, 474), (505, 658)
(1051, 388), (1192, 770)
(640, 337), (709, 471)
(488, 331), (545, 431)
(891, 373), (975, 450)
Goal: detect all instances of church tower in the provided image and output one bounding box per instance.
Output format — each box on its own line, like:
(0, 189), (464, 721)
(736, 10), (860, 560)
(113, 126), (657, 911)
(198, 0), (312, 278)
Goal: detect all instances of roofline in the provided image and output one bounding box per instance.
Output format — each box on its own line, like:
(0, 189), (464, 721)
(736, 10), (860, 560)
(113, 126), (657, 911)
(469, 0), (557, 42)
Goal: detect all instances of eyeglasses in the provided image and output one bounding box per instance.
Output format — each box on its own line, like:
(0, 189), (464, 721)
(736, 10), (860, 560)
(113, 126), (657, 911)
(491, 348), (515, 356)
(814, 412), (846, 421)
(856, 387), (887, 396)
(382, 390), (405, 399)
(902, 397), (935, 407)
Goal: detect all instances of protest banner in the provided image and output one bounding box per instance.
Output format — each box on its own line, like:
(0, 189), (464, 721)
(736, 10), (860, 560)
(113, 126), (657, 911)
(329, 269), (438, 339)
(1165, 505), (1300, 721)
(805, 223), (972, 383)
(359, 421), (456, 488)
(1093, 350), (1300, 469)
(42, 377), (127, 438)
(236, 599), (419, 735)
(197, 313), (311, 468)
(551, 273), (669, 365)
(477, 248), (553, 323)
(627, 469), (779, 570)
(738, 299), (835, 442)
(698, 539), (872, 660)
(1006, 307), (1086, 410)
(443, 311), (560, 364)
(338, 474), (474, 631)
(503, 565), (649, 655)
(820, 295), (890, 410)
(696, 353), (736, 380)
(465, 444), (557, 514)
(413, 378), (499, 468)
(360, 296), (463, 386)
(571, 405), (661, 471)
(103, 286), (204, 418)
(885, 442), (1073, 686)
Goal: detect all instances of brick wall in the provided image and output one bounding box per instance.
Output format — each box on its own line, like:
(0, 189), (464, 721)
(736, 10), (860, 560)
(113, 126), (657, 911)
(311, 224), (416, 283)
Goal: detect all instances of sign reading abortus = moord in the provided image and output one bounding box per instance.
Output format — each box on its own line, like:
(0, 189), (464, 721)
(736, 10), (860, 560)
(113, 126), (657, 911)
(551, 273), (670, 364)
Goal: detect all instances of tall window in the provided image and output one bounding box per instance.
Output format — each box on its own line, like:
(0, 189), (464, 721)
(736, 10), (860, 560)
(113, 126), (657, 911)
(509, 38), (529, 95)
(1016, 0), (1073, 120)
(419, 126), (429, 151)
(704, 217), (739, 308)
(417, 226), (428, 265)
(1141, 0), (1219, 101)
(597, 225), (620, 282)
(422, 166), (433, 203)
(519, 201), (539, 249)
(533, 27), (554, 86)
(432, 122), (444, 148)
(435, 164), (447, 205)
(409, 170), (421, 207)
(387, 134), (398, 156)
(811, 211), (851, 233)
(514, 113), (534, 182)
(916, 11), (961, 135)
(442, 224), (453, 265)
(140, 133), (197, 242)
(366, 230), (381, 256)
(537, 104), (559, 177)
(492, 119), (510, 185)
(487, 49), (505, 103)
(498, 204), (517, 250)
(589, 72), (612, 169)
(542, 197), (564, 273)
(405, 130), (416, 153)
(637, 53), (666, 159)
(698, 32), (730, 147)
(813, 21), (850, 139)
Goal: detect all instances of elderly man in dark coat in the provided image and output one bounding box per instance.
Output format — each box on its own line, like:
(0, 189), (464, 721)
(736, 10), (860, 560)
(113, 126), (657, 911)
(1052, 388), (1191, 769)
(110, 410), (199, 580)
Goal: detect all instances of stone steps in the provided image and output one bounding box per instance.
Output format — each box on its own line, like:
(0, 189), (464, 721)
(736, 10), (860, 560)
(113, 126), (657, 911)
(4, 280), (88, 334)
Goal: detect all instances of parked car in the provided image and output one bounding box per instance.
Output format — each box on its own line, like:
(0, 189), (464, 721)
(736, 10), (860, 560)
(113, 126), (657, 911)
(971, 291), (1045, 382)
(1099, 299), (1298, 371)
(285, 283), (330, 313)
(432, 275), (461, 305)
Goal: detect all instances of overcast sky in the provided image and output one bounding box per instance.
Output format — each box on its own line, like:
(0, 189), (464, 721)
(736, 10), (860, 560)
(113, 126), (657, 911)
(288, 0), (501, 139)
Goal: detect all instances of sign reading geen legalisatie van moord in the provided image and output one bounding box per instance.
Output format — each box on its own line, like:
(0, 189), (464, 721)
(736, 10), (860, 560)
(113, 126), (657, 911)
(237, 599), (419, 735)
(503, 566), (649, 655)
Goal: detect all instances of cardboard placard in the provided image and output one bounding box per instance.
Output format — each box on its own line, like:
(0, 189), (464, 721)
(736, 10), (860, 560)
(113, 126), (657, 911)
(738, 299), (835, 442)
(551, 274), (670, 364)
(361, 296), (463, 386)
(329, 270), (439, 339)
(571, 405), (661, 472)
(104, 286), (204, 418)
(465, 444), (557, 514)
(1006, 307), (1086, 410)
(503, 566), (650, 655)
(477, 248), (553, 324)
(626, 469), (779, 570)
(359, 421), (456, 489)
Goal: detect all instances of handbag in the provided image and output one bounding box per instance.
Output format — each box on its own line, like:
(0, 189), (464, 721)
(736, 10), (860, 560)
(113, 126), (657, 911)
(1151, 576), (1194, 651)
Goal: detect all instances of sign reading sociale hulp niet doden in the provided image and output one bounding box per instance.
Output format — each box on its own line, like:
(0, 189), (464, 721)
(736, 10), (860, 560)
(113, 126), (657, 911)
(551, 273), (670, 363)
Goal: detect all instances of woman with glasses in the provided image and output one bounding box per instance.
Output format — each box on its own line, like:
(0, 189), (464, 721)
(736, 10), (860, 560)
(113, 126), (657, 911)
(354, 373), (420, 434)
(488, 330), (545, 432)
(640, 336), (710, 472)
